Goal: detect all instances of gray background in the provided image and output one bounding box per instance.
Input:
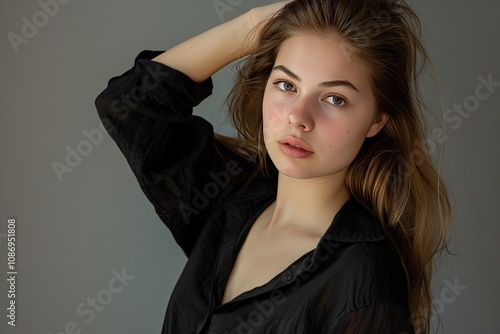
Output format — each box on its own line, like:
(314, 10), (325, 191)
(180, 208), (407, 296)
(0, 0), (499, 333)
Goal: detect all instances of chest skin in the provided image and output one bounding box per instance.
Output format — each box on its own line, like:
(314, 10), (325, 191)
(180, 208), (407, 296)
(220, 200), (324, 306)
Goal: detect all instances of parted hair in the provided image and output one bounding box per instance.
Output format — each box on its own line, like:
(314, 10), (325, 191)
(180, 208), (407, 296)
(216, 1), (452, 332)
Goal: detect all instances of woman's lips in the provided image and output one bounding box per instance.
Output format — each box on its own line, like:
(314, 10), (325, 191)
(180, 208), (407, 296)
(279, 143), (314, 158)
(278, 136), (314, 158)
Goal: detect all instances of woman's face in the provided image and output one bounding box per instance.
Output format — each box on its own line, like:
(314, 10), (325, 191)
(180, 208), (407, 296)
(262, 33), (388, 180)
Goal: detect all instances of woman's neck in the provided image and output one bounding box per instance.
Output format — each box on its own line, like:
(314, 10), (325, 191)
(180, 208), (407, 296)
(265, 172), (351, 236)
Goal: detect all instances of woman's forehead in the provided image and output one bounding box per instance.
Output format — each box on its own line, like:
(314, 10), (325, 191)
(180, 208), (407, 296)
(273, 33), (372, 92)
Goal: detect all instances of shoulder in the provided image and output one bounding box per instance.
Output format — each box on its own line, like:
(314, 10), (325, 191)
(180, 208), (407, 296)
(339, 241), (408, 302)
(317, 234), (412, 331)
(322, 198), (410, 309)
(322, 241), (414, 333)
(328, 241), (408, 300)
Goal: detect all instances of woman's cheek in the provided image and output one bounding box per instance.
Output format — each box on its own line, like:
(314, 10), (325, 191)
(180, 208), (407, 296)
(263, 100), (289, 137)
(320, 121), (363, 159)
(320, 118), (349, 141)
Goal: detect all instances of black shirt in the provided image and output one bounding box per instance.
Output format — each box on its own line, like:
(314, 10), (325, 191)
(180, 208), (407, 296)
(95, 50), (415, 333)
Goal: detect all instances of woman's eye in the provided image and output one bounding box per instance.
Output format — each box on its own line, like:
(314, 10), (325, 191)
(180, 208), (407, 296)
(325, 95), (347, 107)
(275, 81), (297, 93)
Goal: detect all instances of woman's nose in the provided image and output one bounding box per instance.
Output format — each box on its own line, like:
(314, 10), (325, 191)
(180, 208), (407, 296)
(287, 97), (315, 131)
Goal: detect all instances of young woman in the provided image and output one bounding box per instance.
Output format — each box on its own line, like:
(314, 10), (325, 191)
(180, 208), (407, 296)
(95, 0), (451, 333)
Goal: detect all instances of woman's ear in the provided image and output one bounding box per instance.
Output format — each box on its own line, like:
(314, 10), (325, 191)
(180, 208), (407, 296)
(366, 112), (389, 138)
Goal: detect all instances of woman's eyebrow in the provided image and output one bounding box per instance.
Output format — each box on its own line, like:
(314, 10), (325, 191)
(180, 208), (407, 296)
(272, 65), (359, 92)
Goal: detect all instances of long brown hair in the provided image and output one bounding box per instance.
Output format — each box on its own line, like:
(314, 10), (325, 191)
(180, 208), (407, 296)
(216, 0), (451, 332)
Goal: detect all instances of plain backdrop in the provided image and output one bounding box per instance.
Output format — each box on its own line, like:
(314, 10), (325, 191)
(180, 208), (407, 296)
(1, 0), (499, 333)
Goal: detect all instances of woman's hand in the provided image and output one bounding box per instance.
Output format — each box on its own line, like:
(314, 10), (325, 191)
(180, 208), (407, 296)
(151, 1), (291, 83)
(248, 1), (290, 28)
(242, 1), (291, 54)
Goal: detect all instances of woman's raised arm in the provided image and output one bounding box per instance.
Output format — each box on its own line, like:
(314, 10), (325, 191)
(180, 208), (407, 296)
(151, 2), (289, 83)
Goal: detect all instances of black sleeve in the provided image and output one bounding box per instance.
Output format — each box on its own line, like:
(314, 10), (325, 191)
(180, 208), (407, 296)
(95, 50), (242, 256)
(327, 302), (415, 334)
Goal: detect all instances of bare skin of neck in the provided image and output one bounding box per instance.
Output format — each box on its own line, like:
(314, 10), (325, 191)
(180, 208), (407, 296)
(265, 171), (351, 237)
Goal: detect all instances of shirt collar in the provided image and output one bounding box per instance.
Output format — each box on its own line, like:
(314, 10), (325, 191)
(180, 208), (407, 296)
(217, 172), (386, 310)
(224, 171), (386, 244)
(325, 196), (386, 243)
